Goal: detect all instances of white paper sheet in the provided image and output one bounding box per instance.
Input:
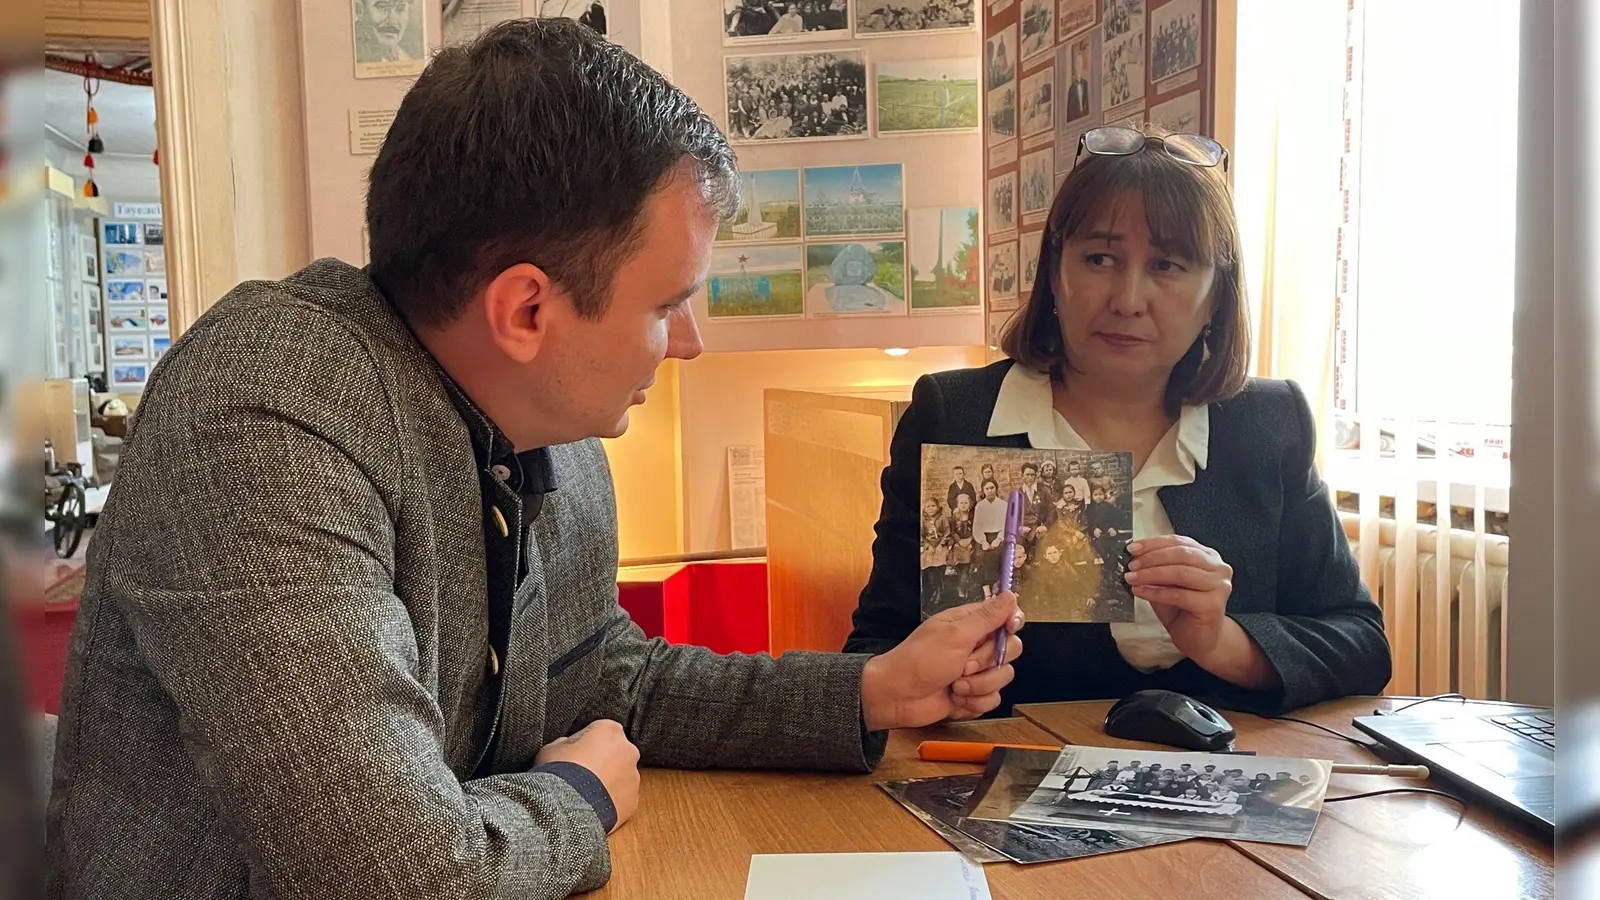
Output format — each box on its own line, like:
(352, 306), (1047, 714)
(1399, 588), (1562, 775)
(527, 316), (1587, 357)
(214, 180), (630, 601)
(727, 445), (766, 550)
(744, 852), (992, 900)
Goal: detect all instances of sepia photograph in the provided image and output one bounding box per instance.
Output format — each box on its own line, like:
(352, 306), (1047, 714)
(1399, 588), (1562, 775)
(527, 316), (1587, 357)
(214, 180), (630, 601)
(717, 169), (802, 243)
(725, 50), (869, 142)
(353, 0), (428, 79)
(881, 774), (1187, 865)
(1150, 0), (1201, 83)
(537, 0), (608, 36)
(985, 24), (1018, 91)
(989, 746), (1334, 847)
(909, 207), (982, 311)
(986, 239), (1018, 304)
(723, 0), (848, 44)
(1102, 28), (1146, 111)
(707, 244), (806, 318)
(1148, 90), (1201, 135)
(987, 82), (1018, 146)
(1102, 0), (1143, 40)
(1058, 0), (1096, 41)
(987, 171), (1017, 235)
(803, 163), (905, 237)
(1019, 0), (1055, 62)
(1021, 147), (1054, 216)
(1062, 32), (1097, 123)
(875, 58), (980, 134)
(919, 445), (1135, 621)
(1020, 65), (1055, 138)
(1019, 229), (1043, 294)
(804, 241), (907, 316)
(855, 0), (976, 37)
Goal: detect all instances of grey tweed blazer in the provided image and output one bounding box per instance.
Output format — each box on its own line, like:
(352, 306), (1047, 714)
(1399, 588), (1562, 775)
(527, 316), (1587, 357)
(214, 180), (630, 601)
(45, 259), (880, 900)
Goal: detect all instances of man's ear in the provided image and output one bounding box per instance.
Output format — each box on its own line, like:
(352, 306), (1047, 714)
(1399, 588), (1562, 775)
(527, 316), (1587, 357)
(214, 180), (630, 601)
(481, 263), (556, 364)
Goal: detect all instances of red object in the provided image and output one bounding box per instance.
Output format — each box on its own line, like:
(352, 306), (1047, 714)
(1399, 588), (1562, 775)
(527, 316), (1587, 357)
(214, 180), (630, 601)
(12, 600), (78, 714)
(616, 560), (769, 655)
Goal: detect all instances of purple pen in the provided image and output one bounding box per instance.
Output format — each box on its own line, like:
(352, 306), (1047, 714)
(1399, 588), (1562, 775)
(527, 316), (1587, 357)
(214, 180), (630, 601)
(993, 490), (1024, 668)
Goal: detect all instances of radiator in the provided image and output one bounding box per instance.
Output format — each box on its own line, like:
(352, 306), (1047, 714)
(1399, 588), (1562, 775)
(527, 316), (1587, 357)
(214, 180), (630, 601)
(1327, 413), (1512, 701)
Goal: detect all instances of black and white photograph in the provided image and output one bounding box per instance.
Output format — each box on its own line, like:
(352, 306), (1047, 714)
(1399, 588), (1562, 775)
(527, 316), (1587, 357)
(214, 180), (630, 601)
(723, 0), (849, 45)
(1019, 229), (1043, 294)
(141, 222), (164, 246)
(537, 0), (608, 36)
(1021, 147), (1054, 216)
(352, 0), (428, 79)
(442, 0), (525, 46)
(986, 239), (1018, 304)
(1019, 65), (1054, 138)
(970, 746), (1333, 847)
(1148, 89), (1201, 135)
(1019, 0), (1055, 62)
(1101, 0), (1143, 40)
(79, 234), (98, 281)
(987, 82), (1017, 146)
(1149, 0), (1200, 83)
(881, 774), (1186, 866)
(919, 444), (1136, 622)
(985, 24), (1018, 91)
(854, 0), (976, 37)
(1062, 32), (1096, 123)
(1057, 0), (1095, 42)
(724, 50), (869, 143)
(986, 171), (1017, 235)
(1102, 28), (1145, 111)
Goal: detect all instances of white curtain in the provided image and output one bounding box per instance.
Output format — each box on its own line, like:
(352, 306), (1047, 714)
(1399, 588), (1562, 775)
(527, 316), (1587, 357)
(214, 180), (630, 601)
(1230, 0), (1348, 467)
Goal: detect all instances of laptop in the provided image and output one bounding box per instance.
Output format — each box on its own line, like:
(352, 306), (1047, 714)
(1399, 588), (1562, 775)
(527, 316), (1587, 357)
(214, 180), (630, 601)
(1353, 706), (1555, 838)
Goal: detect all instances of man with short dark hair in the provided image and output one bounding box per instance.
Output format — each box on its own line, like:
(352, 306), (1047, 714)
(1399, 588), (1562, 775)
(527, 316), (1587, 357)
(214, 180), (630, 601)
(45, 21), (1023, 900)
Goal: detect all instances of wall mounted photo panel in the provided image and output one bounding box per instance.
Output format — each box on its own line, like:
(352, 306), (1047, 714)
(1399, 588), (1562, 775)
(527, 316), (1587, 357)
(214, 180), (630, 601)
(707, 244), (806, 318)
(875, 58), (981, 135)
(804, 240), (907, 316)
(725, 50), (870, 143)
(802, 163), (906, 238)
(909, 206), (982, 311)
(717, 168), (803, 243)
(723, 0), (848, 45)
(855, 0), (977, 37)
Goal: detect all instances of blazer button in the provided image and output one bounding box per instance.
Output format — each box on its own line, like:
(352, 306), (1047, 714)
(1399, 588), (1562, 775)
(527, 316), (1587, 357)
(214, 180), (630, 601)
(491, 506), (509, 537)
(491, 464), (512, 481)
(487, 644), (500, 676)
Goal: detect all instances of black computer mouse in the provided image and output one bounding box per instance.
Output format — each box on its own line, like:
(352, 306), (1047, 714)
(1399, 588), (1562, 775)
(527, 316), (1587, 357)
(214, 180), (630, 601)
(1104, 689), (1236, 751)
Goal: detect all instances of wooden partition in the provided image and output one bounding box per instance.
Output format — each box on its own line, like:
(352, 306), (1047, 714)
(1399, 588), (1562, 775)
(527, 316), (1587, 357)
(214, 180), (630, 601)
(763, 387), (909, 654)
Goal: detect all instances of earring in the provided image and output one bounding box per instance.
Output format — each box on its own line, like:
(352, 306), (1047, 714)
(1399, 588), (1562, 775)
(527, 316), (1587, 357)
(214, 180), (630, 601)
(1200, 324), (1214, 362)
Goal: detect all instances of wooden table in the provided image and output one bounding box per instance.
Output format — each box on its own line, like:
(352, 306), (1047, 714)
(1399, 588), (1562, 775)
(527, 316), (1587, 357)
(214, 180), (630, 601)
(593, 717), (1306, 899)
(1017, 696), (1556, 900)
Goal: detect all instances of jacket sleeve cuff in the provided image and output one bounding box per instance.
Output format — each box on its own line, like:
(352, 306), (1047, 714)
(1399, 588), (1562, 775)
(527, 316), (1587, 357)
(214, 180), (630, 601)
(531, 761), (617, 834)
(1209, 613), (1294, 716)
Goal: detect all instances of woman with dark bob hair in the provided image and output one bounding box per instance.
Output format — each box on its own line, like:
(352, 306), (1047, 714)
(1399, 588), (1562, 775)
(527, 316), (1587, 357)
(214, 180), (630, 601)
(844, 126), (1391, 717)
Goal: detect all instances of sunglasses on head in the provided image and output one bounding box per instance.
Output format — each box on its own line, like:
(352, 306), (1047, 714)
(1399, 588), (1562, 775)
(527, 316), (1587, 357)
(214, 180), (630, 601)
(1074, 125), (1229, 172)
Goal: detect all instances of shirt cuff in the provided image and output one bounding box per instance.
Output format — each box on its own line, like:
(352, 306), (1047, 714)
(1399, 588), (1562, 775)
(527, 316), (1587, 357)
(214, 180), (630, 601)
(532, 761), (617, 833)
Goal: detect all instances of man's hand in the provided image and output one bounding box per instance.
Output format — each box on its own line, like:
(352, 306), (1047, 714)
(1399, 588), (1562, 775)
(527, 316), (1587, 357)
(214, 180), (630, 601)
(535, 719), (641, 832)
(859, 593), (1025, 731)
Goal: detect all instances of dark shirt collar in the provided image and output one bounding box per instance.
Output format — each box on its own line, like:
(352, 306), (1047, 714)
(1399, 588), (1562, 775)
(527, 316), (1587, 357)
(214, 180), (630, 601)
(437, 373), (558, 500)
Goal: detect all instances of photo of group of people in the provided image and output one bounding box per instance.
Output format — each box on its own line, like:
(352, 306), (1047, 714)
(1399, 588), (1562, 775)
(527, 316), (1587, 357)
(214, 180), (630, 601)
(918, 444), (1135, 622)
(725, 50), (869, 142)
(1150, 0), (1201, 82)
(963, 746), (1332, 848)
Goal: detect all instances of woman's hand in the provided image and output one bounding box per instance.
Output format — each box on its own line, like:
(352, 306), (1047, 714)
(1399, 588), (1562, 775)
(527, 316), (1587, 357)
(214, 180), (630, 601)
(1125, 535), (1278, 690)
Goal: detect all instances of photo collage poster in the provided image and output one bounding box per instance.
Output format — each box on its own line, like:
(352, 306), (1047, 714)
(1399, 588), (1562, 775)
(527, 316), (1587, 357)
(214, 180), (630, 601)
(982, 0), (1215, 348)
(711, 0), (986, 335)
(101, 219), (170, 392)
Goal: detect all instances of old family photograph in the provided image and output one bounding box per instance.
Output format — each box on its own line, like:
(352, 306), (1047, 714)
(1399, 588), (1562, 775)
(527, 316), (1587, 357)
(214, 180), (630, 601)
(966, 747), (1333, 847)
(919, 445), (1135, 622)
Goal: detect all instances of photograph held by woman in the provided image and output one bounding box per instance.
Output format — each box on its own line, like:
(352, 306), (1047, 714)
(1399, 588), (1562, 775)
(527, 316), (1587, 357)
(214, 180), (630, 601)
(844, 127), (1392, 717)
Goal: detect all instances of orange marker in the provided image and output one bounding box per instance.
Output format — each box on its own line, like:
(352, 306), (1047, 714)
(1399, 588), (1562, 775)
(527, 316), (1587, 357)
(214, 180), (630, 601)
(917, 740), (1063, 764)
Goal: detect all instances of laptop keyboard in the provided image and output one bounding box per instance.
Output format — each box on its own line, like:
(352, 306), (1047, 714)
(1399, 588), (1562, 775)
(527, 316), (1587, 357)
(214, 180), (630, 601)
(1489, 714), (1556, 749)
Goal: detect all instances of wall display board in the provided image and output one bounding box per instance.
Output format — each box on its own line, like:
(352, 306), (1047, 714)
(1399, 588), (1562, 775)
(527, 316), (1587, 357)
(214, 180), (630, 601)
(298, 0), (643, 268)
(981, 0), (1218, 344)
(99, 210), (169, 392)
(679, 0), (986, 352)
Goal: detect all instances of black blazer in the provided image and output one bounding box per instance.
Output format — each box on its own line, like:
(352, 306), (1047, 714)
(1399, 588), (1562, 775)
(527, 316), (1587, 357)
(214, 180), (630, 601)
(843, 360), (1392, 716)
